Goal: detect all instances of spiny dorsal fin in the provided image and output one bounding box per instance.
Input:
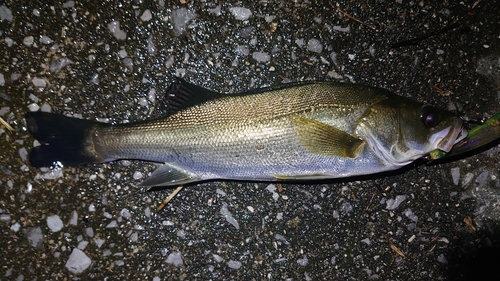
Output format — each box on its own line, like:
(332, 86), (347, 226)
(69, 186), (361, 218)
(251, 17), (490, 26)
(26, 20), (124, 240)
(158, 78), (226, 117)
(291, 116), (365, 158)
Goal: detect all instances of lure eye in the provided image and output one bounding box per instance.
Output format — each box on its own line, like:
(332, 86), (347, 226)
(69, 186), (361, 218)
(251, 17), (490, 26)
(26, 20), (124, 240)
(421, 105), (439, 128)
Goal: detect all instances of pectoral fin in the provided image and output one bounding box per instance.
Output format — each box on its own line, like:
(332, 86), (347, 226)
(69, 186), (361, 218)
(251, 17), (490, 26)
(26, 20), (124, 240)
(291, 116), (365, 158)
(140, 163), (200, 187)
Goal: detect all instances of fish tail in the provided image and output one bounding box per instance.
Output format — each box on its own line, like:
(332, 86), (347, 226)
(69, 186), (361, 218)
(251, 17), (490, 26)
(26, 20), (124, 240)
(25, 112), (101, 167)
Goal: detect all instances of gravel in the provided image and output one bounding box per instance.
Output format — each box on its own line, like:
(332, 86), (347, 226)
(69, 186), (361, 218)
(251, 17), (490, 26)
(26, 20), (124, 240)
(1, 1), (499, 280)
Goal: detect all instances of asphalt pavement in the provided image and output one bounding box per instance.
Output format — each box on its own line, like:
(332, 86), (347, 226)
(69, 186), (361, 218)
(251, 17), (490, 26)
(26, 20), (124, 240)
(1, 1), (500, 280)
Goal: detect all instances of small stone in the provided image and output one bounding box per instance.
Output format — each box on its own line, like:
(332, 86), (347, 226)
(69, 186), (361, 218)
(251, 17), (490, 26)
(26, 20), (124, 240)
(65, 248), (91, 274)
(307, 39), (323, 53)
(26, 227), (43, 248)
(140, 9), (152, 21)
(47, 215), (64, 232)
(166, 252), (183, 267)
(230, 7), (252, 21)
(31, 77), (47, 87)
(227, 260), (242, 269)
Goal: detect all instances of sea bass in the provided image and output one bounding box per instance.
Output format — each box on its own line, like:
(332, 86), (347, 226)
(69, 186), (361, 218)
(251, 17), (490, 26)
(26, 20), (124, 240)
(25, 79), (466, 187)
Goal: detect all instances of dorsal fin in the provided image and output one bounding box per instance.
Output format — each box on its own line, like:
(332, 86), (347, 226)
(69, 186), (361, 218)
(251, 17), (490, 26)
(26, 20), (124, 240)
(158, 78), (226, 117)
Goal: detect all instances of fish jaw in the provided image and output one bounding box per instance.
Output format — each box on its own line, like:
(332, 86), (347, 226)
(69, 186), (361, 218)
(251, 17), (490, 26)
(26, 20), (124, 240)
(431, 118), (467, 153)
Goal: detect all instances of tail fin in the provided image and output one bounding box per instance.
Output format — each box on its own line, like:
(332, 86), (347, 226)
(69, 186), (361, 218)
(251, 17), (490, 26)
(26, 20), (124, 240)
(25, 112), (101, 167)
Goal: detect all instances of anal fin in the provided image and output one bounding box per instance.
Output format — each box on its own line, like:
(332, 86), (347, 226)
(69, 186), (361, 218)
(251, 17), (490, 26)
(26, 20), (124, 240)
(140, 163), (200, 187)
(291, 116), (365, 158)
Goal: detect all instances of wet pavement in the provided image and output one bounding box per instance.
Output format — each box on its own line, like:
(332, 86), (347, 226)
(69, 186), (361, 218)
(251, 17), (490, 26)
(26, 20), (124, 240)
(1, 0), (500, 280)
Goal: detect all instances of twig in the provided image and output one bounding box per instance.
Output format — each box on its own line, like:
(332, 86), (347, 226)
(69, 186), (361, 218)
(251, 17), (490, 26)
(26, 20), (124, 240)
(0, 117), (14, 131)
(331, 3), (376, 30)
(157, 185), (184, 211)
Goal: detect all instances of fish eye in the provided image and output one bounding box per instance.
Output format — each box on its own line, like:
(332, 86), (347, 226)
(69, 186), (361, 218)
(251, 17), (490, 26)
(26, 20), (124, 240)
(420, 105), (439, 128)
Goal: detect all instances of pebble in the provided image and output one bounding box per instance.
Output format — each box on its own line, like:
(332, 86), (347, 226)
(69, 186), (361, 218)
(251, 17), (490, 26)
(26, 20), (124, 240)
(171, 8), (196, 36)
(31, 77), (47, 87)
(227, 260), (242, 269)
(252, 51), (270, 63)
(10, 222), (20, 232)
(85, 227), (94, 237)
(230, 7), (252, 21)
(77, 240), (89, 250)
(26, 227), (43, 248)
(106, 220), (118, 228)
(166, 252), (183, 267)
(69, 211), (78, 225)
(120, 208), (131, 218)
(386, 195), (407, 210)
(220, 203), (240, 230)
(140, 9), (152, 21)
(0, 213), (11, 222)
(450, 167), (460, 185)
(47, 215), (64, 232)
(297, 255), (309, 266)
(307, 39), (323, 53)
(65, 248), (91, 274)
(107, 21), (127, 40)
(0, 5), (13, 22)
(93, 238), (105, 248)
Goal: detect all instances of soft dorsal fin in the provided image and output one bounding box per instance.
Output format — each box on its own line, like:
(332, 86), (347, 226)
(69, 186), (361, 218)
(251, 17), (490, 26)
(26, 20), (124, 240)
(157, 78), (226, 117)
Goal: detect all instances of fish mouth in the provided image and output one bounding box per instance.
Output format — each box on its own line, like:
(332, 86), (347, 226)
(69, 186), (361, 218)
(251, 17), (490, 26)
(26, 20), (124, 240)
(433, 118), (468, 153)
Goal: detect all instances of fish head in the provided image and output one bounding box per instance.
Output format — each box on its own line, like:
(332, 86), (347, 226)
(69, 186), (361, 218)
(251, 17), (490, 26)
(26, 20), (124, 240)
(357, 95), (466, 166)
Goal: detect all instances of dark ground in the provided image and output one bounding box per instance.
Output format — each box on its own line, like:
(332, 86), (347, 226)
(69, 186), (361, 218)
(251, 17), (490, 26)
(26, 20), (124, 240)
(1, 0), (500, 280)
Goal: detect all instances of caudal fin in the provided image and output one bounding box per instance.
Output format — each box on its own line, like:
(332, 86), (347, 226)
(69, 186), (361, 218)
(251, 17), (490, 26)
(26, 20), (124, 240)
(25, 112), (101, 167)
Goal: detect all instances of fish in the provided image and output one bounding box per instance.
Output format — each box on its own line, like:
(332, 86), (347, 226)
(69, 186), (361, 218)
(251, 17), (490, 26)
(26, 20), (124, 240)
(25, 79), (467, 187)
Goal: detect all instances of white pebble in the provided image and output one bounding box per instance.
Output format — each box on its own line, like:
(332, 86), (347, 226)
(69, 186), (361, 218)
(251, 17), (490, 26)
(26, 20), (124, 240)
(26, 227), (43, 248)
(47, 215), (64, 232)
(31, 77), (47, 87)
(227, 260), (242, 269)
(88, 203), (95, 212)
(40, 35), (54, 44)
(450, 167), (460, 185)
(23, 36), (34, 46)
(386, 195), (406, 210)
(332, 25), (350, 33)
(230, 7), (252, 21)
(40, 103), (52, 112)
(0, 73), (4, 86)
(307, 39), (323, 53)
(10, 222), (20, 232)
(133, 171), (143, 180)
(220, 203), (239, 230)
(107, 21), (127, 40)
(93, 238), (105, 248)
(69, 211), (78, 225)
(252, 51), (270, 63)
(171, 8), (196, 36)
(297, 255), (308, 266)
(0, 214), (11, 222)
(140, 9), (152, 21)
(166, 252), (183, 267)
(63, 1), (75, 8)
(119, 208), (131, 218)
(106, 220), (118, 228)
(0, 5), (13, 22)
(77, 240), (89, 250)
(85, 227), (94, 237)
(65, 248), (91, 274)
